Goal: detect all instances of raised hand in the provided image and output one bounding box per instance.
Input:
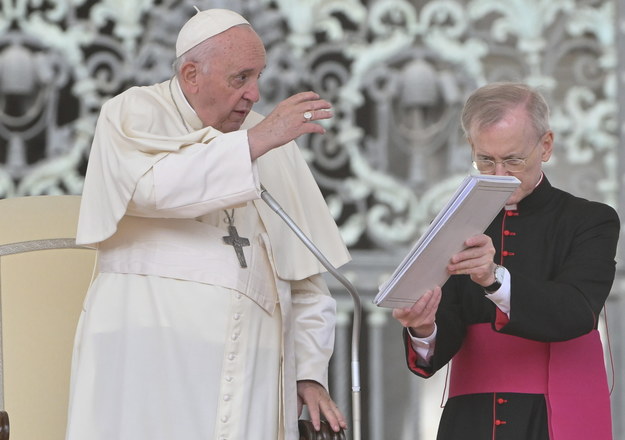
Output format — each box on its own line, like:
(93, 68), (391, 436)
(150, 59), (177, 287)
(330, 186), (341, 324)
(247, 91), (332, 159)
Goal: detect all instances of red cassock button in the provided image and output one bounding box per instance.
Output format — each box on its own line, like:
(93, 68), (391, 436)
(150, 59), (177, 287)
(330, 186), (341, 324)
(497, 398), (508, 404)
(495, 420), (507, 426)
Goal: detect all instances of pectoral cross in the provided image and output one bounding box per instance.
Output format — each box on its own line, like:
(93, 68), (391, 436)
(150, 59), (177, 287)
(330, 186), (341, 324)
(222, 210), (250, 268)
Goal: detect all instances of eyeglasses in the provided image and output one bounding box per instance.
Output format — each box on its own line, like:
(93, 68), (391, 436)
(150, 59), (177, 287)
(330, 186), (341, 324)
(472, 140), (542, 174)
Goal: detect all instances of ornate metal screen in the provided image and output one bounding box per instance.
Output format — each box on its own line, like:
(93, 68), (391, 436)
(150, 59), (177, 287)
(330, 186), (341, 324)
(1, 0), (623, 438)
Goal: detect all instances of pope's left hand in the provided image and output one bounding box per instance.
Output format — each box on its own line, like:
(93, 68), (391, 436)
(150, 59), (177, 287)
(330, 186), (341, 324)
(297, 380), (347, 433)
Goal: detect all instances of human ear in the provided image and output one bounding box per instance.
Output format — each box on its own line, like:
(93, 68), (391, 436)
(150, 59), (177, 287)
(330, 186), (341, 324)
(540, 131), (554, 161)
(179, 62), (199, 92)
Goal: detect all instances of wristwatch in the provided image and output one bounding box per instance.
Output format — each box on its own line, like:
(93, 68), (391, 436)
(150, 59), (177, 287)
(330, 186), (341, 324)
(484, 265), (505, 294)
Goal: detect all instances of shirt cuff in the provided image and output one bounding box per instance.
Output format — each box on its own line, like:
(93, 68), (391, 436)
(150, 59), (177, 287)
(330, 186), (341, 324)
(485, 266), (511, 316)
(407, 323), (437, 364)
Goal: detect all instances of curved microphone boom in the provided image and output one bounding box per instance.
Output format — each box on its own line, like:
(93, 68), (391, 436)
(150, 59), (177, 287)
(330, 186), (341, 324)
(260, 185), (362, 440)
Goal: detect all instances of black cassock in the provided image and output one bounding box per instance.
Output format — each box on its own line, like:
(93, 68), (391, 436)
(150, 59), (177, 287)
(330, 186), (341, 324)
(402, 175), (619, 440)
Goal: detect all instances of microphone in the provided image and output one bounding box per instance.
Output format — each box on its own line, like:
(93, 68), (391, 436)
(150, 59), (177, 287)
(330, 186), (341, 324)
(260, 185), (362, 440)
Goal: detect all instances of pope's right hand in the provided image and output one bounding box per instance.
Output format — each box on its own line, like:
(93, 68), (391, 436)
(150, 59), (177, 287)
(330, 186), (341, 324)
(247, 91), (332, 159)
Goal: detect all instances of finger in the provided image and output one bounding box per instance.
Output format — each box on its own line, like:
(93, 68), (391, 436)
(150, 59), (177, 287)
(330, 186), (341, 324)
(334, 405), (348, 429)
(285, 91), (320, 105)
(299, 120), (328, 136)
(306, 400), (322, 431)
(431, 287), (442, 305)
(407, 290), (432, 315)
(392, 308), (410, 320)
(450, 247), (494, 266)
(297, 395), (303, 417)
(415, 289), (433, 305)
(299, 97), (332, 110)
(464, 233), (491, 247)
(425, 294), (441, 320)
(301, 108), (333, 123)
(448, 252), (492, 273)
(302, 110), (314, 123)
(320, 399), (346, 431)
(287, 92), (332, 113)
(294, 92), (332, 109)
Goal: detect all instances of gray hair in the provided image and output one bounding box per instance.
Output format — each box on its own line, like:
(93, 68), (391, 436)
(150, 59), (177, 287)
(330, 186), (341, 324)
(172, 23), (251, 76)
(461, 82), (551, 142)
(172, 38), (217, 76)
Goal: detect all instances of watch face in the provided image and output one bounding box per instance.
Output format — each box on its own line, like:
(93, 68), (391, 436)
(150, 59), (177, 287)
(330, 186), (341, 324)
(494, 265), (505, 283)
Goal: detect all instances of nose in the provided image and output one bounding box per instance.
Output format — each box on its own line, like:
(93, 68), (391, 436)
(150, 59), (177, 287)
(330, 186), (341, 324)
(494, 162), (509, 176)
(243, 80), (260, 103)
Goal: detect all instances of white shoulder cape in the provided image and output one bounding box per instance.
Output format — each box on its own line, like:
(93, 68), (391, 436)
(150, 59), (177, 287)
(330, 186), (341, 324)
(77, 79), (350, 280)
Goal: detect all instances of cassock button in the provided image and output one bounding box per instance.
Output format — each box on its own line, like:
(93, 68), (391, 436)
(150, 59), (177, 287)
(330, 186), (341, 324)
(231, 333), (239, 341)
(497, 398), (508, 404)
(503, 230), (516, 236)
(233, 313), (241, 320)
(221, 416), (229, 423)
(225, 376), (233, 382)
(502, 250), (515, 257)
(495, 419), (507, 426)
(228, 353), (236, 361)
(223, 394), (231, 401)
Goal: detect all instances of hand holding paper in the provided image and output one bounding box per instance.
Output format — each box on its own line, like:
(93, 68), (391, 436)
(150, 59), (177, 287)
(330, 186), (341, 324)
(447, 234), (497, 287)
(391, 287), (441, 337)
(374, 175), (520, 308)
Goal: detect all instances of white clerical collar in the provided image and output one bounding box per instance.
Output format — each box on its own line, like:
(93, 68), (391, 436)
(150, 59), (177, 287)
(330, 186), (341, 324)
(170, 76), (204, 131)
(504, 171), (544, 210)
(175, 78), (196, 114)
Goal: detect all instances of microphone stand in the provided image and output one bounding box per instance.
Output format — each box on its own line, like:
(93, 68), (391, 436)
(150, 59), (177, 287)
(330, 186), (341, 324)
(260, 186), (362, 440)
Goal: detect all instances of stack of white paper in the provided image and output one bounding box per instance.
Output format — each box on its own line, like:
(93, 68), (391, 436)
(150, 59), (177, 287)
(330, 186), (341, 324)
(374, 175), (520, 308)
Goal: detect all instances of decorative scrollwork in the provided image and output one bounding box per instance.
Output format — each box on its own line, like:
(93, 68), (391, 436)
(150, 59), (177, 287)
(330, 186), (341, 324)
(0, 0), (617, 247)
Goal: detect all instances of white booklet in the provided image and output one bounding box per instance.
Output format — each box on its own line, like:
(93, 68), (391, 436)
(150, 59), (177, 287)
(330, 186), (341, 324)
(373, 175), (520, 309)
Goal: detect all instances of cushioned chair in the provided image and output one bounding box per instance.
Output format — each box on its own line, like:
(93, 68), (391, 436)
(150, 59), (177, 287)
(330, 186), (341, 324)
(0, 195), (95, 440)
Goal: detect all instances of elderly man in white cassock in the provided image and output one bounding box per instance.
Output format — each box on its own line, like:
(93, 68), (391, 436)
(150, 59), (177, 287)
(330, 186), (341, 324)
(64, 8), (351, 440)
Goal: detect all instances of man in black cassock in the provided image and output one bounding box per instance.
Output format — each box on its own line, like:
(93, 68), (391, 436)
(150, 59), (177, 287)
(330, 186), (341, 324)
(392, 82), (619, 440)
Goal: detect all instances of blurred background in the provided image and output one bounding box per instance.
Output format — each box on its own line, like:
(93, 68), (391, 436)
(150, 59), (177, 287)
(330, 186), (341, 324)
(0, 0), (623, 438)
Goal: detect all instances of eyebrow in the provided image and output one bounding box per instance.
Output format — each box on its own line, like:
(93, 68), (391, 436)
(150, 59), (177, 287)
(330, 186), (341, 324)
(231, 68), (255, 77)
(475, 145), (534, 158)
(233, 64), (266, 76)
(475, 152), (525, 159)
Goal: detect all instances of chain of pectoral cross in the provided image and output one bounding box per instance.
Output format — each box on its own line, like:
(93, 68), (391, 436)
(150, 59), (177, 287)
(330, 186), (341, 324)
(168, 81), (251, 269)
(170, 82), (250, 269)
(222, 209), (250, 268)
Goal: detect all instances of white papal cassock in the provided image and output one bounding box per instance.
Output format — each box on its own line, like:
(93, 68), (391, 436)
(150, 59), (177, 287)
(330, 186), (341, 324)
(65, 77), (350, 440)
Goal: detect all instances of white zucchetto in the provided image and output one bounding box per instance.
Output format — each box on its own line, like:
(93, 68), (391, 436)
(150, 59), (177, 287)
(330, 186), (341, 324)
(175, 9), (250, 58)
